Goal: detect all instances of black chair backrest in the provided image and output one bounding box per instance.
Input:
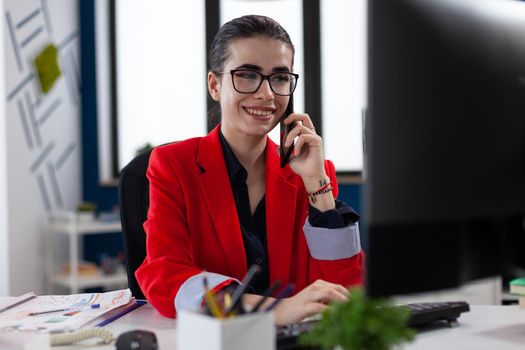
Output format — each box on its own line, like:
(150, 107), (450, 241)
(118, 149), (153, 299)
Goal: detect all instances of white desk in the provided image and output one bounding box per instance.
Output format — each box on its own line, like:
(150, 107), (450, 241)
(93, 303), (525, 349)
(403, 305), (525, 349)
(101, 303), (176, 349)
(2, 300), (525, 349)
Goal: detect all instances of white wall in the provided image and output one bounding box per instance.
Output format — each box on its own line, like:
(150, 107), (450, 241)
(0, 0), (8, 296)
(3, 0), (81, 295)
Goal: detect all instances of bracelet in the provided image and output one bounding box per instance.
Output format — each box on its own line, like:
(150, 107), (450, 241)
(310, 180), (331, 193)
(307, 185), (333, 204)
(316, 181), (331, 193)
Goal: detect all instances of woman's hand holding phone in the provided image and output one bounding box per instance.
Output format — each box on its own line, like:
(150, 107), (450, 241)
(278, 96), (333, 210)
(283, 114), (336, 212)
(279, 96), (324, 176)
(281, 113), (325, 180)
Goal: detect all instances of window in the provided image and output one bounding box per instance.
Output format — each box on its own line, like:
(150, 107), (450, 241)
(321, 0), (366, 172)
(114, 0), (207, 172)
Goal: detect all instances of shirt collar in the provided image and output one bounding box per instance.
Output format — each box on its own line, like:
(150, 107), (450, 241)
(219, 129), (247, 182)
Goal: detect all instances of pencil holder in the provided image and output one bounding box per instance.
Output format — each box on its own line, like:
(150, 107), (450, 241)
(176, 310), (275, 350)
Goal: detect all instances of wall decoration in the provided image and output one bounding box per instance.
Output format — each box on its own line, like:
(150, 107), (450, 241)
(5, 1), (81, 212)
(34, 43), (61, 94)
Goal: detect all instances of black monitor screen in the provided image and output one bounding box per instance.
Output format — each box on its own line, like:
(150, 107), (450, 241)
(365, 0), (525, 296)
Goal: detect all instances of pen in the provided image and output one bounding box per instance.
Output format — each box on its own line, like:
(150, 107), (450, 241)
(29, 303), (101, 316)
(202, 274), (224, 319)
(224, 292), (232, 310)
(250, 280), (282, 313)
(0, 293), (37, 315)
(264, 283), (295, 312)
(28, 308), (69, 316)
(224, 264), (261, 315)
(203, 274), (209, 294)
(71, 303), (101, 311)
(204, 290), (224, 319)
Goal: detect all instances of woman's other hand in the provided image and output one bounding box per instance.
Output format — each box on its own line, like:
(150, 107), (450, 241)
(273, 279), (350, 325)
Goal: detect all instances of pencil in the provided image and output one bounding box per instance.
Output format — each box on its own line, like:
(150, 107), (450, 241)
(202, 274), (224, 319)
(224, 292), (232, 310)
(264, 283), (295, 312)
(204, 290), (224, 319)
(224, 264), (261, 315)
(0, 293), (37, 315)
(251, 280), (282, 313)
(28, 308), (69, 316)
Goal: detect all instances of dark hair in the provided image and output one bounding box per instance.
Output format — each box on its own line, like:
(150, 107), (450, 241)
(209, 15), (295, 72)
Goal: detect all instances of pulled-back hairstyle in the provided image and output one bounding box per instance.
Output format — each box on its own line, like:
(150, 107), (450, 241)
(208, 15), (295, 126)
(209, 15), (295, 72)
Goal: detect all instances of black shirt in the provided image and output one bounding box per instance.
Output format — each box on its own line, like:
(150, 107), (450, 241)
(218, 131), (359, 294)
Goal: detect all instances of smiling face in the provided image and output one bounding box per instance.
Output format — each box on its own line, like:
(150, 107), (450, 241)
(208, 36), (293, 142)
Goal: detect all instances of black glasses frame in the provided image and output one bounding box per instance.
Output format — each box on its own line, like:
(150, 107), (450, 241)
(216, 69), (299, 96)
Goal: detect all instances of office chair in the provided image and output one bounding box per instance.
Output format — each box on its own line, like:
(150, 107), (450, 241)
(118, 148), (154, 300)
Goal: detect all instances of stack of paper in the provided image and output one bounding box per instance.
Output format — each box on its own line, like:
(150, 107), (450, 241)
(509, 277), (525, 308)
(0, 289), (140, 333)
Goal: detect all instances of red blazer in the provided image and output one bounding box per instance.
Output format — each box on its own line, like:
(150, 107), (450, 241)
(136, 126), (364, 318)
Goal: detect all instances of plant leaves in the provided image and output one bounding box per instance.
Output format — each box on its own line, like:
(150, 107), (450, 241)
(299, 288), (416, 350)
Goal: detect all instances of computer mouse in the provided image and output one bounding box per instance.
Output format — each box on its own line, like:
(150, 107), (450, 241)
(115, 329), (158, 350)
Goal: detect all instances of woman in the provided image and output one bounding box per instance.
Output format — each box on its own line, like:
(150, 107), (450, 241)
(136, 15), (364, 325)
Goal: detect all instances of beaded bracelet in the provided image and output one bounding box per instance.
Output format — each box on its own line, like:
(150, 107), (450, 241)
(307, 185), (333, 204)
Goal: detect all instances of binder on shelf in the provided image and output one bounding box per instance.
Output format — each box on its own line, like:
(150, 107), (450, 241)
(509, 277), (525, 308)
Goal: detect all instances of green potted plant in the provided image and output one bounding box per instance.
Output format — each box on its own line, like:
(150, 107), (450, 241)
(299, 288), (416, 350)
(136, 142), (154, 156)
(76, 201), (97, 222)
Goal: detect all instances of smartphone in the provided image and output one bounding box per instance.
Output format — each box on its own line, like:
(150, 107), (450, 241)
(280, 95), (294, 168)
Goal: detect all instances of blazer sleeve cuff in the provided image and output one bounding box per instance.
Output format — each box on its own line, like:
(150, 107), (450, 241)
(303, 219), (361, 261)
(174, 272), (240, 313)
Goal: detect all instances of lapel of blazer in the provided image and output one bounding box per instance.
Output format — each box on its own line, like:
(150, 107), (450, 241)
(196, 126), (247, 280)
(265, 139), (298, 284)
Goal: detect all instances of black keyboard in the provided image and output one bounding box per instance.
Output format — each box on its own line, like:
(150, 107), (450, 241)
(276, 319), (320, 350)
(276, 301), (470, 349)
(402, 301), (470, 327)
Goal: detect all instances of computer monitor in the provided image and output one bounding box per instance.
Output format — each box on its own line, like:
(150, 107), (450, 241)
(365, 0), (525, 296)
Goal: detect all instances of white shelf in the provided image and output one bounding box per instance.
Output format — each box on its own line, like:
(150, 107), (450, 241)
(48, 220), (121, 235)
(52, 272), (128, 289)
(46, 211), (125, 293)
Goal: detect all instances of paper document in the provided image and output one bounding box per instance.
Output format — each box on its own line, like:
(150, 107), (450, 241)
(0, 289), (134, 333)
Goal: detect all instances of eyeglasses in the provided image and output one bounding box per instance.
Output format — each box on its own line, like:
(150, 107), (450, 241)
(216, 69), (299, 96)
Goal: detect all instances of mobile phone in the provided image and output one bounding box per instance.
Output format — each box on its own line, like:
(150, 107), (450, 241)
(280, 95), (294, 168)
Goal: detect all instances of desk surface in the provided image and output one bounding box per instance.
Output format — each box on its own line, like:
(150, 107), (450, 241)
(405, 305), (525, 349)
(98, 303), (525, 349)
(2, 299), (525, 349)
